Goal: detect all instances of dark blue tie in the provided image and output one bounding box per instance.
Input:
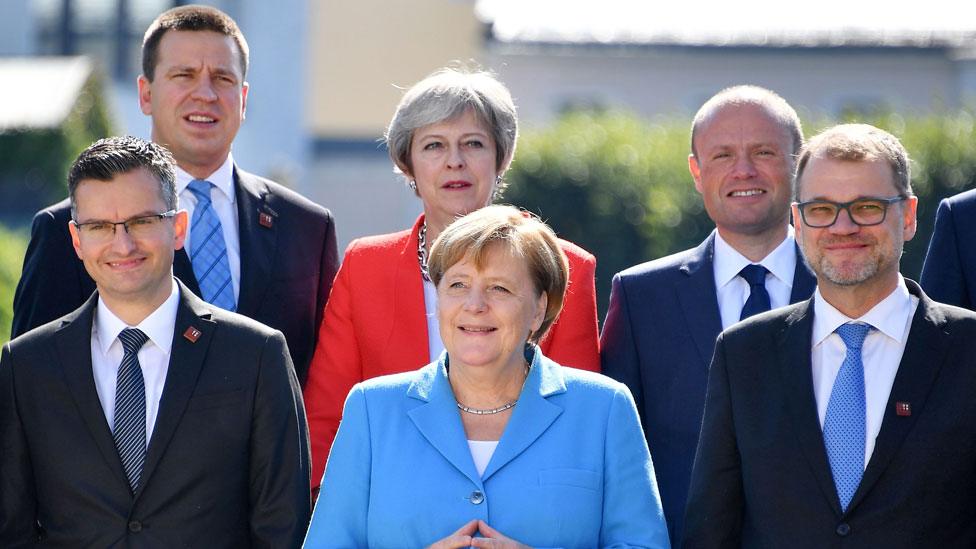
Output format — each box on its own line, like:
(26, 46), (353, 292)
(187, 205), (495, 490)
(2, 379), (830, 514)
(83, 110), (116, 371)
(114, 328), (149, 493)
(823, 322), (871, 512)
(739, 264), (771, 320)
(187, 180), (236, 311)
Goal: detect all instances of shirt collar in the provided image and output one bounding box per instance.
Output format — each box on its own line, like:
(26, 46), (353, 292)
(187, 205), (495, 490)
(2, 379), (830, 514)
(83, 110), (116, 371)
(175, 152), (235, 204)
(812, 275), (914, 347)
(713, 226), (796, 289)
(94, 279), (180, 355)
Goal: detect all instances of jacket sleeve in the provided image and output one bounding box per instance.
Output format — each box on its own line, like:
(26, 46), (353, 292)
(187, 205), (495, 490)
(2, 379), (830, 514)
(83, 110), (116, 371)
(540, 245), (600, 372)
(601, 382), (671, 548)
(303, 384), (371, 547)
(681, 333), (743, 548)
(309, 209), (340, 383)
(248, 331), (312, 548)
(0, 343), (40, 547)
(303, 242), (364, 493)
(600, 273), (645, 422)
(920, 198), (970, 308)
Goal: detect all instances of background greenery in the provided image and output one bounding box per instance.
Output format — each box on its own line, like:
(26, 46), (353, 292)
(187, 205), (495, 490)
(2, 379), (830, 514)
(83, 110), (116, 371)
(505, 109), (976, 320)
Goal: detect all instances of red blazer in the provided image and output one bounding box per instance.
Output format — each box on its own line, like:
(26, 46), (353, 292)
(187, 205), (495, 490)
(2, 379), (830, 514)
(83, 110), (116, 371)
(304, 215), (600, 489)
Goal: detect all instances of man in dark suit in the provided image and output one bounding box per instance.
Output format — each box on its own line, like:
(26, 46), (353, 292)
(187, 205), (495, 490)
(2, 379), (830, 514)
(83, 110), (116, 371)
(0, 136), (310, 547)
(11, 5), (338, 385)
(600, 86), (816, 543)
(920, 189), (976, 307)
(684, 123), (976, 547)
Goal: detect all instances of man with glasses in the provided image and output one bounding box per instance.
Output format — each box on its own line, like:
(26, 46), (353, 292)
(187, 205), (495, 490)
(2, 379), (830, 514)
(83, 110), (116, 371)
(0, 136), (311, 546)
(11, 5), (338, 386)
(600, 85), (816, 543)
(683, 124), (976, 546)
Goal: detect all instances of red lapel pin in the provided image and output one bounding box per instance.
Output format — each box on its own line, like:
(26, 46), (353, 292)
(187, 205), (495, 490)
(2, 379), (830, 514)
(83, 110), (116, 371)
(896, 402), (911, 416)
(183, 326), (202, 343)
(259, 212), (274, 228)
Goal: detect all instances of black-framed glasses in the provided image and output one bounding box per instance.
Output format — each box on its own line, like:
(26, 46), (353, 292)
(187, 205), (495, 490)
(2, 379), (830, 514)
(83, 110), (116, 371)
(72, 210), (177, 242)
(795, 197), (907, 228)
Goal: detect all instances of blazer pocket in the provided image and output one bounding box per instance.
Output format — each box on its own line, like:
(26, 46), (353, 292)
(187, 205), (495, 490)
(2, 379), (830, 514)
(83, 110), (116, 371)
(186, 389), (245, 412)
(538, 468), (600, 491)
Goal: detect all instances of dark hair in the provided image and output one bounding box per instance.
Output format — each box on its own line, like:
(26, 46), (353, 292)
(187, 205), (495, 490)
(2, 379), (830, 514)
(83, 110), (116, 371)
(68, 136), (178, 219)
(142, 4), (249, 81)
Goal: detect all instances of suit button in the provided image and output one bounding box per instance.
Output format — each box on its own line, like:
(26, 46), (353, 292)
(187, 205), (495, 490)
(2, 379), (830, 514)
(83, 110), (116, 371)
(128, 521), (142, 533)
(836, 523), (850, 536)
(469, 490), (485, 505)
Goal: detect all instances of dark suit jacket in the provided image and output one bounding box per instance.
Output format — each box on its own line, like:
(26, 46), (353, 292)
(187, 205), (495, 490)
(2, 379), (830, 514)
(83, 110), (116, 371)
(11, 168), (339, 385)
(600, 231), (816, 545)
(0, 280), (311, 548)
(683, 280), (976, 548)
(921, 189), (976, 309)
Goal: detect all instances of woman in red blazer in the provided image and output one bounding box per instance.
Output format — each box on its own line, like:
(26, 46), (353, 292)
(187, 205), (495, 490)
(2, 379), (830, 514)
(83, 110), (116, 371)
(303, 68), (600, 490)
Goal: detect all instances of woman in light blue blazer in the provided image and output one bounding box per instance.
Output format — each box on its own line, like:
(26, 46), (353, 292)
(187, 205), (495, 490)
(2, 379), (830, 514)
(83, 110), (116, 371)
(304, 206), (669, 548)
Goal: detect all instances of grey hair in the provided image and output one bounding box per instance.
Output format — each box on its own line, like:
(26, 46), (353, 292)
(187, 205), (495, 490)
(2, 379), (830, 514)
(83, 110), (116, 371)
(384, 67), (518, 196)
(690, 85), (803, 159)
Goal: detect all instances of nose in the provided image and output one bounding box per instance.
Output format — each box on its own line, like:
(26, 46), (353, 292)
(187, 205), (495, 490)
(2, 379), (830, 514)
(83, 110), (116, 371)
(462, 288), (487, 312)
(109, 224), (138, 253)
(446, 146), (465, 170)
(829, 207), (860, 234)
(731, 155), (758, 179)
(190, 75), (218, 102)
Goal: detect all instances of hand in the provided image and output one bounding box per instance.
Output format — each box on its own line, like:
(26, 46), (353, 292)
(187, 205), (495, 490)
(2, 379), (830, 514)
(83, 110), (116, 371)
(469, 520), (531, 548)
(427, 519), (480, 549)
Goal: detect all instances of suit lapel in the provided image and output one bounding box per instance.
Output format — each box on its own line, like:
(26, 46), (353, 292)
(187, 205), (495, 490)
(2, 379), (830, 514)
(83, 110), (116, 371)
(675, 233), (724, 367)
(847, 282), (950, 512)
(482, 351), (564, 481)
(137, 284), (215, 497)
(234, 168), (277, 316)
(778, 300), (845, 515)
(789, 243), (817, 303)
(406, 360), (483, 487)
(386, 215), (432, 369)
(55, 293), (131, 491)
(173, 249), (200, 297)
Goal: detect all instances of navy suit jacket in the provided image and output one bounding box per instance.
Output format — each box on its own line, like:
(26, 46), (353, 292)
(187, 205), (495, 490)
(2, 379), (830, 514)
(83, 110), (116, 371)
(683, 280), (976, 548)
(11, 168), (338, 385)
(600, 231), (816, 545)
(920, 189), (976, 309)
(0, 281), (311, 548)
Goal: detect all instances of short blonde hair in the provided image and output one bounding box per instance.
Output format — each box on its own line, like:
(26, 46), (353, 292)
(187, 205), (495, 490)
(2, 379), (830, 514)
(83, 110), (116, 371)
(428, 205), (567, 343)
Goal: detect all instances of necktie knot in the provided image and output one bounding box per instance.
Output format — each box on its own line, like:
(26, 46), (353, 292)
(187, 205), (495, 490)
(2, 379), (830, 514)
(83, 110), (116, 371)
(187, 179), (213, 204)
(836, 322), (871, 351)
(118, 328), (149, 355)
(739, 264), (769, 286)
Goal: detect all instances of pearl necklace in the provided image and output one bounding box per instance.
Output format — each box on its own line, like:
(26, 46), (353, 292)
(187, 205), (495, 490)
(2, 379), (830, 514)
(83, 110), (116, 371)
(456, 399), (518, 415)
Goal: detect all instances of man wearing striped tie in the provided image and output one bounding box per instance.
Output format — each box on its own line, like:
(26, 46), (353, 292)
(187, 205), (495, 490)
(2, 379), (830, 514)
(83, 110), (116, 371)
(0, 136), (310, 547)
(683, 124), (976, 547)
(11, 5), (338, 386)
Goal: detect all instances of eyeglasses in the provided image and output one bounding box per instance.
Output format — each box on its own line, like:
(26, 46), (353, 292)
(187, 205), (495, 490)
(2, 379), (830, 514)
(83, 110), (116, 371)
(72, 210), (177, 242)
(795, 197), (907, 228)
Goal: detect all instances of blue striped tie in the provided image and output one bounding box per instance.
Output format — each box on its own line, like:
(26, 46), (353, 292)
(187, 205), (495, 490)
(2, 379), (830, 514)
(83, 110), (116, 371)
(114, 328), (149, 493)
(823, 322), (871, 512)
(187, 179), (236, 311)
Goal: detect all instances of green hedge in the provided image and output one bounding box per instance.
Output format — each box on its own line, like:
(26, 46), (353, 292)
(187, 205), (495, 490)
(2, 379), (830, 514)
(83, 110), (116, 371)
(0, 226), (28, 344)
(505, 109), (976, 320)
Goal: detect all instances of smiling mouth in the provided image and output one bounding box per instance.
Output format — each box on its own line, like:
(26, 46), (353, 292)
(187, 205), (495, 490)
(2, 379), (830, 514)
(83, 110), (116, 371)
(186, 114), (217, 124)
(443, 181), (472, 189)
(106, 257), (146, 270)
(728, 189), (765, 197)
(460, 326), (495, 333)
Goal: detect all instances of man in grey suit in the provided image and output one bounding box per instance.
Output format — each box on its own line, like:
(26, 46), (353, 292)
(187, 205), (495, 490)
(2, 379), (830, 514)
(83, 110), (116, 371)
(600, 85), (816, 543)
(1, 136), (310, 546)
(12, 5), (338, 385)
(684, 124), (976, 547)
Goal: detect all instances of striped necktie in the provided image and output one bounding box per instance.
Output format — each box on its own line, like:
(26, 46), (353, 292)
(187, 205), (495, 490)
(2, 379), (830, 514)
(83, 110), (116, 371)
(114, 328), (149, 493)
(187, 179), (236, 311)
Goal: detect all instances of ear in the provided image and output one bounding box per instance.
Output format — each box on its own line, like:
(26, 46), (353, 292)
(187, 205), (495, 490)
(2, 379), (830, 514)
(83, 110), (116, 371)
(902, 196), (919, 242)
(68, 220), (84, 260)
(688, 154), (704, 194)
(531, 291), (548, 333)
(791, 203), (804, 241)
(137, 75), (153, 115)
(173, 209), (189, 250)
(240, 81), (249, 120)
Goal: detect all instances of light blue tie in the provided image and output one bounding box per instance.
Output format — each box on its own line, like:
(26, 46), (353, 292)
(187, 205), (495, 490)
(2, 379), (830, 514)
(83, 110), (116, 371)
(115, 328), (149, 493)
(823, 322), (871, 512)
(187, 180), (236, 311)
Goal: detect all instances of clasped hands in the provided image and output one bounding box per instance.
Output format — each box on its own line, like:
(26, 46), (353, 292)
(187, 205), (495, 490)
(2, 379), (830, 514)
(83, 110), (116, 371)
(427, 519), (531, 548)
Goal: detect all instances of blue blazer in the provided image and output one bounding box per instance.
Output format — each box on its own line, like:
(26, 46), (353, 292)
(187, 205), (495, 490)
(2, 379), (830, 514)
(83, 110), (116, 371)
(304, 348), (669, 548)
(921, 189), (976, 308)
(600, 231), (816, 545)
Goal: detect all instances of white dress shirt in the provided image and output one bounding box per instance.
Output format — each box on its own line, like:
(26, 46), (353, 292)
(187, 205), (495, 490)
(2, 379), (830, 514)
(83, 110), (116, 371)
(468, 440), (500, 477)
(713, 228), (798, 330)
(176, 153), (241, 302)
(91, 280), (180, 443)
(811, 276), (918, 468)
(423, 277), (446, 360)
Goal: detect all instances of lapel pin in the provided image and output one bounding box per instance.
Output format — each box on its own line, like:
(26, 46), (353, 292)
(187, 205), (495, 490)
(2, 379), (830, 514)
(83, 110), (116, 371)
(259, 211), (274, 228)
(183, 326), (202, 343)
(896, 402), (911, 417)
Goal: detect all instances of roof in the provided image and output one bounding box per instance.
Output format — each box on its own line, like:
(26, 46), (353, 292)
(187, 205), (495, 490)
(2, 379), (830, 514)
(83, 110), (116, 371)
(0, 56), (93, 131)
